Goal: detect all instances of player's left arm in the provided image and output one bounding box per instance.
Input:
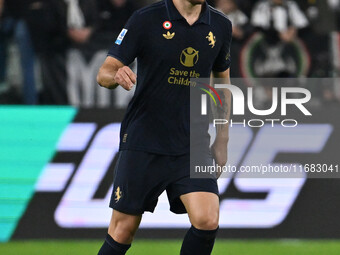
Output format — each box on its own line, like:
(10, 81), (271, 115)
(211, 68), (231, 178)
(210, 18), (232, 178)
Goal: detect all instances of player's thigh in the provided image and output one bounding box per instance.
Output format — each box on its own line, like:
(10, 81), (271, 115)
(180, 192), (219, 230)
(108, 209), (142, 243)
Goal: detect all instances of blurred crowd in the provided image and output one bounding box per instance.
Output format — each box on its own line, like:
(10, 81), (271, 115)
(0, 0), (340, 106)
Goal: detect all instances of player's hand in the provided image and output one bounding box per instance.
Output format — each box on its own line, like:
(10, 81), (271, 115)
(114, 66), (137, 91)
(211, 138), (228, 179)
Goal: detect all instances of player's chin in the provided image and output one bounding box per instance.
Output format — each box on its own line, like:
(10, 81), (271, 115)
(189, 0), (205, 5)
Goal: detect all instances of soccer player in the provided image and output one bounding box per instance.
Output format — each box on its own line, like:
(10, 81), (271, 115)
(96, 0), (232, 254)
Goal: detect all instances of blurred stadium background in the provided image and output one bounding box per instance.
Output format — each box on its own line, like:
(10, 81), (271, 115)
(1, 0), (340, 254)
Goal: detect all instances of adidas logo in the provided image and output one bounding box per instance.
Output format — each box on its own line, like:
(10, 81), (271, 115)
(163, 31), (175, 40)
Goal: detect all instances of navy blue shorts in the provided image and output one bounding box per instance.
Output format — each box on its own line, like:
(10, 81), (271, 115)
(109, 150), (218, 215)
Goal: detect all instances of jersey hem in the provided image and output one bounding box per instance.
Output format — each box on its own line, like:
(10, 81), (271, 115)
(119, 145), (189, 156)
(109, 206), (149, 215)
(212, 64), (230, 73)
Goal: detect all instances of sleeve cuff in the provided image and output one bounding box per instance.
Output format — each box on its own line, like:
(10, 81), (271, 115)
(107, 53), (131, 66)
(212, 63), (230, 73)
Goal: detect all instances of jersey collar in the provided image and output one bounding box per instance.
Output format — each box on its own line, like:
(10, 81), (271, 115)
(165, 0), (211, 25)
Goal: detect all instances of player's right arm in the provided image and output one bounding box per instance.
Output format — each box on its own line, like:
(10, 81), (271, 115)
(97, 10), (141, 91)
(97, 56), (136, 91)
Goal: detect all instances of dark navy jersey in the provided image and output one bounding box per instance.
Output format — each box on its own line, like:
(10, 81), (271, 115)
(108, 0), (232, 155)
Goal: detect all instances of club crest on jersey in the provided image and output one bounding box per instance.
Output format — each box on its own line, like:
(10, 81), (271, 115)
(115, 29), (128, 45)
(206, 31), (216, 48)
(163, 21), (172, 30)
(115, 186), (122, 202)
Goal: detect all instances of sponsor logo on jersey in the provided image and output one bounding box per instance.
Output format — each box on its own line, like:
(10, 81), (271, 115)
(180, 47), (199, 67)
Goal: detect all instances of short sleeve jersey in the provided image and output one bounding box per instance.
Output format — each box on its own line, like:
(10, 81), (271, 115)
(108, 0), (232, 155)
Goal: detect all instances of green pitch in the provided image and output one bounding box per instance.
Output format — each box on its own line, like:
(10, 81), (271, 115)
(1, 240), (340, 255)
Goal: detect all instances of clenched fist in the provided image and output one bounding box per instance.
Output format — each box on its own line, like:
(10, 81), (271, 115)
(114, 66), (137, 91)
